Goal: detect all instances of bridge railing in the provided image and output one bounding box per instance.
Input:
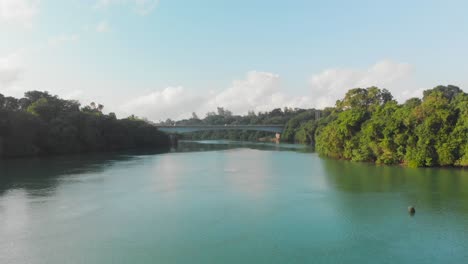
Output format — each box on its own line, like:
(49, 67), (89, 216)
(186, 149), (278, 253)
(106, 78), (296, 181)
(155, 124), (285, 134)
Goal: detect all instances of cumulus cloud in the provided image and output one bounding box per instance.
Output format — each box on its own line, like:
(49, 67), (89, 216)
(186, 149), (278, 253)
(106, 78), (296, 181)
(120, 60), (420, 121)
(0, 53), (23, 94)
(62, 90), (84, 100)
(94, 0), (159, 15)
(309, 60), (416, 108)
(96, 20), (110, 33)
(121, 86), (206, 121)
(0, 0), (38, 28)
(204, 71), (313, 114)
(48, 34), (80, 47)
(133, 0), (159, 15)
(121, 71), (314, 121)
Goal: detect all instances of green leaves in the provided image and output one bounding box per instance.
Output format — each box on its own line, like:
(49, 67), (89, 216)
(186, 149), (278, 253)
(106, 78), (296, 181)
(316, 85), (468, 167)
(0, 91), (170, 158)
(336, 86), (394, 111)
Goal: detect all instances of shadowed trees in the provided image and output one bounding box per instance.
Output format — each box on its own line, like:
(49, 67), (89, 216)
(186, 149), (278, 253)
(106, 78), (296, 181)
(170, 85), (467, 167)
(0, 91), (170, 158)
(174, 107), (310, 141)
(11, 84), (458, 168)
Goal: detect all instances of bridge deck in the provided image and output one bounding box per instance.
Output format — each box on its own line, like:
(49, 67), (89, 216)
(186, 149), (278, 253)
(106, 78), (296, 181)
(155, 125), (284, 134)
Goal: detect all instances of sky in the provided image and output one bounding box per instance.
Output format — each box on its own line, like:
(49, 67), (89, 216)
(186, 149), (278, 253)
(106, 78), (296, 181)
(1, 0), (468, 121)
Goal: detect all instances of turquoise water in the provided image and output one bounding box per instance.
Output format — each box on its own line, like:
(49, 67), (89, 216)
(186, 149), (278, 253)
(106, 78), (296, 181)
(1, 141), (468, 263)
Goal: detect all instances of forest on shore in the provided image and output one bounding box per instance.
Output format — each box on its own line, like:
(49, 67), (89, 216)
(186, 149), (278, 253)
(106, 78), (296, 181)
(0, 91), (170, 158)
(2, 85), (466, 167)
(315, 85), (467, 167)
(169, 85), (467, 167)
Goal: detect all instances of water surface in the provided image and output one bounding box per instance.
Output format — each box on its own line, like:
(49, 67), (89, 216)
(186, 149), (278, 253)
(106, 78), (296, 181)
(1, 141), (468, 263)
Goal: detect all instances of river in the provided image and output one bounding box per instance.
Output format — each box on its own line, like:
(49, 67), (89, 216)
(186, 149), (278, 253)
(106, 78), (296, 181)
(1, 140), (468, 263)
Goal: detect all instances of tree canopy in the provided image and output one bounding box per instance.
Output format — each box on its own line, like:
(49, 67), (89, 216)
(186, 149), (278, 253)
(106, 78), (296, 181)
(3, 85), (466, 168)
(0, 91), (170, 158)
(170, 85), (467, 167)
(315, 85), (467, 167)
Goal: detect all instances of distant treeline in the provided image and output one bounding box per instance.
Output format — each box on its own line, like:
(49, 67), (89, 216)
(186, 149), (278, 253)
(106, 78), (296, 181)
(169, 85), (467, 167)
(168, 107), (322, 142)
(0, 91), (170, 158)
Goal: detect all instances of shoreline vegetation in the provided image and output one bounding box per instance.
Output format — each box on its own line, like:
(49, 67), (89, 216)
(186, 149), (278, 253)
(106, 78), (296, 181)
(2, 85), (467, 168)
(315, 86), (467, 168)
(167, 85), (467, 168)
(0, 91), (170, 158)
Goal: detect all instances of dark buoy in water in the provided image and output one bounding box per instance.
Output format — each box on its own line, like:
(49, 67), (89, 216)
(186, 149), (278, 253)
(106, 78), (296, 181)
(408, 206), (416, 215)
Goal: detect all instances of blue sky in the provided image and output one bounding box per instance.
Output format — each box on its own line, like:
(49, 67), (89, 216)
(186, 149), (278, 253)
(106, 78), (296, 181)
(1, 0), (468, 121)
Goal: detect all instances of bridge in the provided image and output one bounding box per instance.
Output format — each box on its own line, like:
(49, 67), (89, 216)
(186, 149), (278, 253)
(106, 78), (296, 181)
(155, 125), (285, 134)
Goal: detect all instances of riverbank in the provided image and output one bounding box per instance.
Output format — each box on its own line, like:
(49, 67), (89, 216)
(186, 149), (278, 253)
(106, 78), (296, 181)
(171, 86), (468, 168)
(0, 91), (171, 158)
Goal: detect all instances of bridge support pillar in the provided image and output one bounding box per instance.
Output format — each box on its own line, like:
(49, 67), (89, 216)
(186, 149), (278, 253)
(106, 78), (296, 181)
(275, 133), (281, 143)
(169, 134), (179, 147)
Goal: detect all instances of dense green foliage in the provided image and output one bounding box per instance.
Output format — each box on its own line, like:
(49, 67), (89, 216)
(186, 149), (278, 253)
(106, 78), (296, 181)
(315, 86), (468, 167)
(3, 85), (465, 168)
(171, 85), (467, 168)
(0, 91), (170, 158)
(171, 107), (321, 142)
(172, 105), (329, 148)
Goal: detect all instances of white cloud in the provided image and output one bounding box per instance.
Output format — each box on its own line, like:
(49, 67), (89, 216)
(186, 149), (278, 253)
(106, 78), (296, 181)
(121, 71), (314, 121)
(96, 20), (110, 33)
(63, 90), (84, 100)
(133, 0), (159, 15)
(121, 86), (206, 121)
(309, 60), (416, 108)
(120, 61), (420, 121)
(204, 71), (312, 114)
(0, 0), (38, 28)
(0, 53), (23, 95)
(94, 0), (159, 16)
(48, 34), (80, 47)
